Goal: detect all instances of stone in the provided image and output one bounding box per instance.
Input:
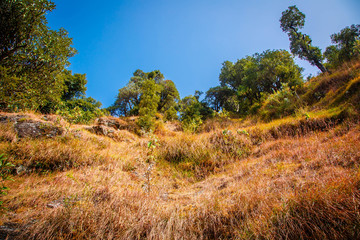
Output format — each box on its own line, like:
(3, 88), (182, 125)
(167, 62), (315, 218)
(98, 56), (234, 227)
(16, 165), (28, 175)
(14, 120), (64, 139)
(0, 114), (29, 123)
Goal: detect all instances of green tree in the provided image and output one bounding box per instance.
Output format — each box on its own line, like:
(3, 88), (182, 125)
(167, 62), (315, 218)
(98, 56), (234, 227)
(180, 93), (214, 132)
(280, 5), (327, 73)
(0, 0), (55, 63)
(179, 95), (203, 133)
(138, 79), (161, 133)
(110, 69), (180, 119)
(218, 49), (302, 115)
(158, 80), (180, 120)
(0, 0), (77, 113)
(205, 86), (235, 112)
(325, 24), (360, 68)
(61, 70), (87, 101)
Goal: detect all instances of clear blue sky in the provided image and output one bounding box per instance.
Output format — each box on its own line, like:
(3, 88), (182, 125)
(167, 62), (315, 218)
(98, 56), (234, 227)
(47, 0), (360, 107)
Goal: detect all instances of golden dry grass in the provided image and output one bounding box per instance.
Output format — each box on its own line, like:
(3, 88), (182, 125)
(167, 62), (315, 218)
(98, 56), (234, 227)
(0, 110), (359, 239)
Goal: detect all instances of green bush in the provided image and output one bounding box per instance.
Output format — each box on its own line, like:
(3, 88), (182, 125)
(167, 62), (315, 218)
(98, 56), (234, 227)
(0, 154), (14, 207)
(260, 84), (300, 121)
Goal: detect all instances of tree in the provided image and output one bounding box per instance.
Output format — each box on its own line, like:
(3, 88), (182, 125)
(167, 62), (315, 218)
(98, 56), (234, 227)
(138, 79), (161, 133)
(280, 5), (327, 73)
(217, 49), (303, 115)
(110, 69), (180, 119)
(0, 0), (55, 63)
(109, 71), (145, 116)
(158, 80), (180, 121)
(205, 86), (234, 112)
(0, 0), (77, 113)
(61, 70), (87, 101)
(325, 24), (360, 68)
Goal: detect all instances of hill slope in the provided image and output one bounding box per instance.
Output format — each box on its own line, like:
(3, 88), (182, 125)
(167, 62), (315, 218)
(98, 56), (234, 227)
(0, 62), (359, 239)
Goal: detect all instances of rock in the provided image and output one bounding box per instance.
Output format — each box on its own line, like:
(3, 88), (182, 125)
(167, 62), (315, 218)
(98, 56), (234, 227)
(46, 198), (64, 209)
(71, 129), (83, 139)
(97, 117), (121, 129)
(14, 120), (64, 139)
(0, 222), (20, 239)
(0, 114), (29, 123)
(16, 165), (28, 175)
(86, 125), (136, 142)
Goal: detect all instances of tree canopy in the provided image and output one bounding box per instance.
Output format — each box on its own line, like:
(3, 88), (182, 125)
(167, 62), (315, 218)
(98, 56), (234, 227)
(325, 24), (360, 68)
(110, 69), (180, 120)
(211, 49), (303, 114)
(280, 5), (327, 73)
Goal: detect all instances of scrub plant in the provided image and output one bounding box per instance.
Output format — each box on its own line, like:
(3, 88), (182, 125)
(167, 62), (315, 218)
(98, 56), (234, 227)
(0, 154), (14, 207)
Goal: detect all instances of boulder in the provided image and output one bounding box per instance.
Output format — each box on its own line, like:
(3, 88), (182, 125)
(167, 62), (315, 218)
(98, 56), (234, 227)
(14, 120), (64, 139)
(0, 114), (29, 123)
(86, 125), (136, 142)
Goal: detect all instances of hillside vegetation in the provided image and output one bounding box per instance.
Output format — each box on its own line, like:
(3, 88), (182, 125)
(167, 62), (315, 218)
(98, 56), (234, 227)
(1, 1), (360, 239)
(0, 60), (359, 239)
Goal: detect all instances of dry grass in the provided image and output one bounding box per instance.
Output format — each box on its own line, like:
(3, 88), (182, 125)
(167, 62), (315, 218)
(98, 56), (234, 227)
(1, 68), (360, 240)
(0, 114), (358, 239)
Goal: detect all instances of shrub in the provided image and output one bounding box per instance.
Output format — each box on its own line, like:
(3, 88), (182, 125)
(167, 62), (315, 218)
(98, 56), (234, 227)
(260, 84), (300, 121)
(0, 154), (14, 207)
(138, 79), (161, 133)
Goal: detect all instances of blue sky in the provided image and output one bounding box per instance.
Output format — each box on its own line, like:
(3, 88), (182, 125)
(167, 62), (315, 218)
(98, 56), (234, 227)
(47, 0), (360, 107)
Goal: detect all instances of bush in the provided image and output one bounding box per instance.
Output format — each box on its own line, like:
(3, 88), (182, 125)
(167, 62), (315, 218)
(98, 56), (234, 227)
(260, 84), (300, 121)
(0, 154), (14, 207)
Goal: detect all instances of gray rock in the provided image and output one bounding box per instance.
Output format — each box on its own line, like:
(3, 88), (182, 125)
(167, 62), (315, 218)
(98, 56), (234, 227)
(0, 114), (28, 123)
(14, 120), (64, 139)
(16, 165), (28, 175)
(97, 118), (121, 129)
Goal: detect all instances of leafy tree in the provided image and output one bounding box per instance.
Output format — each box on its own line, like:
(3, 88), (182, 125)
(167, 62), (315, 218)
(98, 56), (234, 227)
(109, 72), (144, 116)
(0, 0), (77, 113)
(180, 93), (214, 132)
(325, 24), (360, 68)
(205, 86), (235, 112)
(158, 80), (180, 121)
(61, 70), (87, 101)
(110, 69), (180, 119)
(218, 49), (302, 114)
(280, 5), (327, 73)
(59, 97), (105, 125)
(0, 0), (55, 63)
(138, 79), (161, 133)
(179, 96), (203, 133)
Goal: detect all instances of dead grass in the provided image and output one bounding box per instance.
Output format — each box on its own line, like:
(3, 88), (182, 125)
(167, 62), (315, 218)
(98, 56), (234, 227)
(0, 91), (360, 239)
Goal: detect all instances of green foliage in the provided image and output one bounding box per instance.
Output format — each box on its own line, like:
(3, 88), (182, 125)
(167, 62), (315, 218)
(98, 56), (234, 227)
(110, 69), (179, 118)
(217, 49), (303, 115)
(61, 70), (87, 101)
(0, 154), (14, 207)
(138, 79), (161, 133)
(158, 80), (180, 120)
(325, 24), (360, 68)
(179, 95), (214, 133)
(205, 86), (235, 112)
(280, 5), (327, 73)
(0, 0), (56, 63)
(58, 97), (105, 127)
(0, 0), (78, 113)
(260, 83), (301, 121)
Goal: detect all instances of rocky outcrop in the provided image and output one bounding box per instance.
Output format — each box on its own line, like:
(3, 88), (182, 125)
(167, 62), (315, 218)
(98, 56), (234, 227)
(14, 120), (64, 139)
(0, 114), (29, 123)
(0, 113), (64, 139)
(85, 125), (136, 142)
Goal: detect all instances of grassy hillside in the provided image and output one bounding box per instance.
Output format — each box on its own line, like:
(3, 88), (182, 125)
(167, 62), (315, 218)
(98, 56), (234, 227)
(0, 62), (359, 239)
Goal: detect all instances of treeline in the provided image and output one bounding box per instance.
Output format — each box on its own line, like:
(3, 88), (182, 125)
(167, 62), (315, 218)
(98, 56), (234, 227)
(0, 0), (106, 123)
(109, 6), (359, 132)
(0, 2), (359, 130)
